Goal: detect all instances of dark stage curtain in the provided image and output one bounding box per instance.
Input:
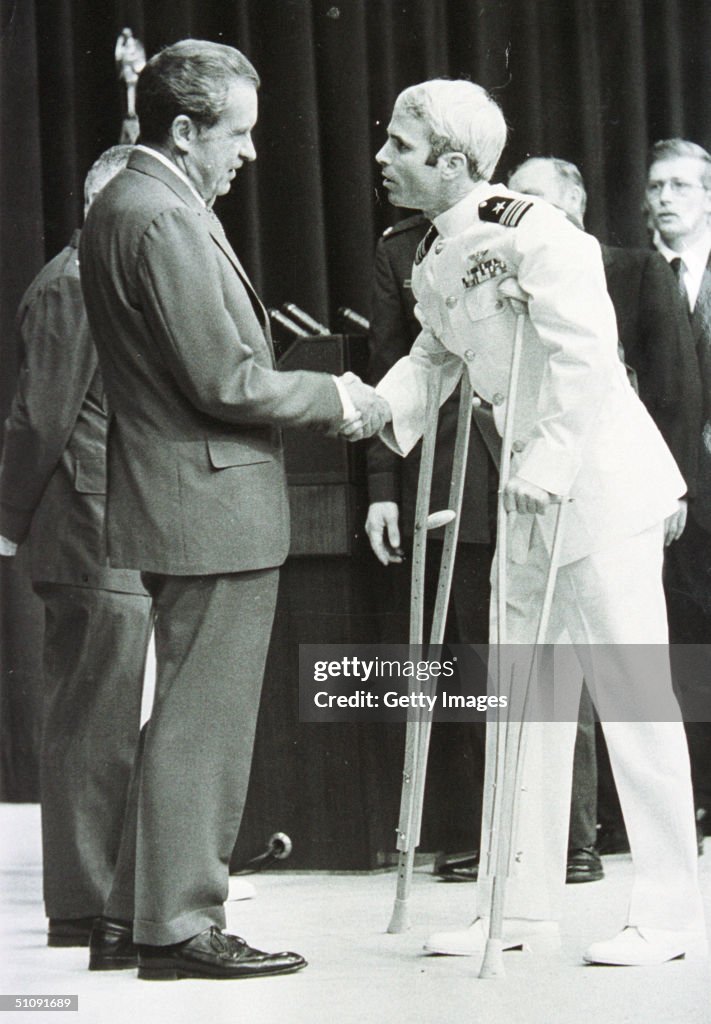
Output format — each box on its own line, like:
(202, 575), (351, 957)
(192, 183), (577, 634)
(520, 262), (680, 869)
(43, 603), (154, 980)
(1, 0), (710, 798)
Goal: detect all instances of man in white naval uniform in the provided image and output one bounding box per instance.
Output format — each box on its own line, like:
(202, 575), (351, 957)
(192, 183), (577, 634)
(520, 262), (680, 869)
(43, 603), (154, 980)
(360, 79), (705, 966)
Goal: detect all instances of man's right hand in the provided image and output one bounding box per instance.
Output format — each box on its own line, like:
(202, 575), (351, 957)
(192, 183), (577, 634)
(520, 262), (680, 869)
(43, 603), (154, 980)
(366, 501), (404, 565)
(339, 373), (392, 440)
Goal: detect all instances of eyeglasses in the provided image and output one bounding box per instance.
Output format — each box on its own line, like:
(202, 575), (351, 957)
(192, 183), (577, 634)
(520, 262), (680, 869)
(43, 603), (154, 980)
(646, 178), (707, 198)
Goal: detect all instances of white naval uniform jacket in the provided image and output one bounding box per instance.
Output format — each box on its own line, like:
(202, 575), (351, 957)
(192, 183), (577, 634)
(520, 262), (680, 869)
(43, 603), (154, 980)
(377, 183), (686, 566)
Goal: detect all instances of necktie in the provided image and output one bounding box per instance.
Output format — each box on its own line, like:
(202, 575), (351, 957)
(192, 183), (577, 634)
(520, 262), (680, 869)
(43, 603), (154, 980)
(670, 256), (691, 315)
(415, 224), (438, 265)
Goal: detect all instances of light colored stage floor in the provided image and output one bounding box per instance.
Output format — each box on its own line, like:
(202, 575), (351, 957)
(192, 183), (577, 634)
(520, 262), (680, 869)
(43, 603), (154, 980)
(1, 803), (710, 1024)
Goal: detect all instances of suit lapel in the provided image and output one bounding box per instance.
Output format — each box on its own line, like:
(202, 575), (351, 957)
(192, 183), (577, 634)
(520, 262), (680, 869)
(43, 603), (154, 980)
(128, 150), (275, 361)
(691, 254), (711, 352)
(203, 212), (270, 332)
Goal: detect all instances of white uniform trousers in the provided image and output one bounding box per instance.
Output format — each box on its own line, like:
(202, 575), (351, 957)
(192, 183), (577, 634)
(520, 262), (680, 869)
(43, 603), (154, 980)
(475, 520), (705, 937)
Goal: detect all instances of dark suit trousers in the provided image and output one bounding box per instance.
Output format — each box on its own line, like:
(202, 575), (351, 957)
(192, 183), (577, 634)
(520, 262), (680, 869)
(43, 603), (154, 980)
(34, 583), (152, 918)
(104, 569), (278, 945)
(568, 686), (599, 850)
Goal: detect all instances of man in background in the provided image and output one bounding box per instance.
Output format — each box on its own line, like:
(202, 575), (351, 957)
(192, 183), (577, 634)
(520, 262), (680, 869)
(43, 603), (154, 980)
(645, 138), (711, 824)
(366, 212), (496, 866)
(0, 146), (153, 948)
(508, 155), (702, 879)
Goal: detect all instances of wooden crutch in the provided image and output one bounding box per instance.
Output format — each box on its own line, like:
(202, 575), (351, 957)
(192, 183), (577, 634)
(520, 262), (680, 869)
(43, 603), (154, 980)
(387, 364), (474, 933)
(479, 497), (570, 978)
(478, 310), (571, 977)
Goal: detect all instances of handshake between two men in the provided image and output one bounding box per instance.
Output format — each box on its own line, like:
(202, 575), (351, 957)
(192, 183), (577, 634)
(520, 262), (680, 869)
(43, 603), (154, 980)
(337, 371), (392, 441)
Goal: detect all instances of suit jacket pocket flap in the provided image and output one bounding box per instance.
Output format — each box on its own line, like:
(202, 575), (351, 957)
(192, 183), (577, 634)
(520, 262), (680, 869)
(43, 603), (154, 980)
(207, 438), (272, 469)
(74, 456), (106, 494)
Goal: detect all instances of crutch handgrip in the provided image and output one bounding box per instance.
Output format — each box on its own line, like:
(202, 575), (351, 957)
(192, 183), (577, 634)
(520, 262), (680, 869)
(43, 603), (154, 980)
(425, 509), (457, 530)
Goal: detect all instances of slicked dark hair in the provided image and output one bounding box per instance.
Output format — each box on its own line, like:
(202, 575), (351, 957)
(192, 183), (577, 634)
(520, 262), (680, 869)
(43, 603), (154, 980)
(136, 39), (259, 145)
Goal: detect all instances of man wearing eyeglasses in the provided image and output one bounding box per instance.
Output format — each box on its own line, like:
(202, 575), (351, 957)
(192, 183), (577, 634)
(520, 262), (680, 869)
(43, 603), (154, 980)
(646, 139), (711, 830)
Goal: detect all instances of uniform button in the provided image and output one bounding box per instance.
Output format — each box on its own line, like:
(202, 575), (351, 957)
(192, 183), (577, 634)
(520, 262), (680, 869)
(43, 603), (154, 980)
(464, 349), (476, 361)
(512, 440), (525, 453)
(445, 295), (458, 308)
(494, 299), (504, 310)
(492, 392), (505, 406)
(434, 240), (444, 254)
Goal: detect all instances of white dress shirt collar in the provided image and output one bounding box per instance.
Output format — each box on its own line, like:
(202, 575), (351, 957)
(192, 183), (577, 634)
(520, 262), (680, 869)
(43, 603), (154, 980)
(655, 230), (711, 311)
(134, 145), (207, 209)
(433, 181), (493, 238)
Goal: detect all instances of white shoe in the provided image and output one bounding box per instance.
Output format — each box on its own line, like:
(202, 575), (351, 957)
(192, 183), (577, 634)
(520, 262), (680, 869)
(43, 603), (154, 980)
(583, 926), (688, 966)
(424, 917), (560, 956)
(227, 877), (257, 902)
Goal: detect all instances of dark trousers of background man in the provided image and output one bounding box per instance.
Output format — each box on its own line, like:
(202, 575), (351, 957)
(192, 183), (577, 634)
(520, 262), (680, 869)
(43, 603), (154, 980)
(35, 582), (152, 919)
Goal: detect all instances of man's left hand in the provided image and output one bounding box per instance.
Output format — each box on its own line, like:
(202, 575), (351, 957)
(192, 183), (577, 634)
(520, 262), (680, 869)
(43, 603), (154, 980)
(503, 476), (555, 515)
(664, 498), (688, 546)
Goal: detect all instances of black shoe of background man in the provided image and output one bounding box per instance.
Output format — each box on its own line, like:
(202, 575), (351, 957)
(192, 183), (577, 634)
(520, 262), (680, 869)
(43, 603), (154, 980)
(48, 916), (96, 948)
(566, 846), (604, 884)
(433, 850), (479, 882)
(137, 926), (307, 980)
(89, 917), (138, 970)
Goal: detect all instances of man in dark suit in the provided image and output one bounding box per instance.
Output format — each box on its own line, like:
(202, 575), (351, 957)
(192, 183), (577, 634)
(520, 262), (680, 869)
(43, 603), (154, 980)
(646, 138), (711, 821)
(0, 146), (153, 948)
(79, 40), (385, 981)
(508, 155), (703, 878)
(366, 214), (496, 863)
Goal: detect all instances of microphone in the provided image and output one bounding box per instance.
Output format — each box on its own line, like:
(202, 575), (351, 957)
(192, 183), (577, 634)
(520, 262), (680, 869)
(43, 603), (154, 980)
(283, 303), (330, 336)
(268, 309), (310, 337)
(338, 307), (370, 333)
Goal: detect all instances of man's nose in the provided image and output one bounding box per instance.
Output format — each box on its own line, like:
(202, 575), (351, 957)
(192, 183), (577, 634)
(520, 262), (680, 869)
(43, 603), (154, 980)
(240, 135), (257, 163)
(375, 143), (388, 166)
(657, 181), (676, 202)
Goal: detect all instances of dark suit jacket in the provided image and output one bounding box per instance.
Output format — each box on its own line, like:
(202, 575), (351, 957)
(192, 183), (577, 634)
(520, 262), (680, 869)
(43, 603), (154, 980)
(602, 245), (702, 495)
(80, 150), (343, 575)
(688, 252), (711, 531)
(366, 214), (497, 545)
(0, 231), (144, 592)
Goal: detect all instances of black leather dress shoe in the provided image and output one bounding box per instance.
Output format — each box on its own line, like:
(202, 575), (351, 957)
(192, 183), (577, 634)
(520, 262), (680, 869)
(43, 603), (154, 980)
(566, 846), (604, 883)
(433, 851), (479, 882)
(48, 917), (96, 947)
(137, 926), (307, 981)
(89, 918), (138, 971)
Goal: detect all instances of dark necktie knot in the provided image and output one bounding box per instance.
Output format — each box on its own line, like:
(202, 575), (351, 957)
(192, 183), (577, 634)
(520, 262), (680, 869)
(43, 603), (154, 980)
(415, 224), (438, 265)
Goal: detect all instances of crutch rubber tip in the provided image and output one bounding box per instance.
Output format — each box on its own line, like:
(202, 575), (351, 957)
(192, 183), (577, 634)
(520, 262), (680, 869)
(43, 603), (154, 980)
(479, 938), (506, 979)
(267, 832), (293, 860)
(387, 899), (410, 934)
(425, 509), (457, 530)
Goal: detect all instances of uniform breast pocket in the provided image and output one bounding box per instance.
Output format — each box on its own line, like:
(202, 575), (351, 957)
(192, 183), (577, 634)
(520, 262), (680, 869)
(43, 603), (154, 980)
(73, 456), (106, 494)
(206, 437), (273, 470)
(462, 281), (509, 325)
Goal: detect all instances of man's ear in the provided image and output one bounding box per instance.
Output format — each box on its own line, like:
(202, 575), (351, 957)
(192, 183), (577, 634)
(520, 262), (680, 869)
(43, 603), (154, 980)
(170, 114), (195, 154)
(440, 151), (468, 181)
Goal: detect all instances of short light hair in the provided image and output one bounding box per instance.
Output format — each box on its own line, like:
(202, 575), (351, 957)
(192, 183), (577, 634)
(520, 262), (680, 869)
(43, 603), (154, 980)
(137, 39), (260, 145)
(648, 138), (711, 189)
(396, 79), (507, 182)
(508, 156), (588, 219)
(84, 145), (133, 208)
